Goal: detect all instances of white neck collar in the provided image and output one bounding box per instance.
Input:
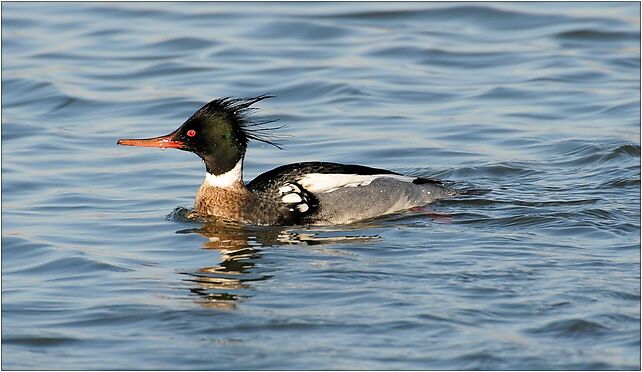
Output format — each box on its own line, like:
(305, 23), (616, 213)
(204, 158), (243, 188)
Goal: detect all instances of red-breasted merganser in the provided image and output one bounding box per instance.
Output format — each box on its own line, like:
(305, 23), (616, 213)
(117, 96), (457, 225)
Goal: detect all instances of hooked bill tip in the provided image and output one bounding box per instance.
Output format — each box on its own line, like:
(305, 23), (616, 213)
(117, 138), (138, 146)
(116, 136), (185, 149)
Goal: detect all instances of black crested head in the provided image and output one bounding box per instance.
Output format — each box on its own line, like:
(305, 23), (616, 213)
(191, 95), (283, 149)
(174, 95), (284, 175)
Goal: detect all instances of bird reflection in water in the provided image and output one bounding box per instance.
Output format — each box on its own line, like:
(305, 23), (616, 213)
(175, 216), (381, 309)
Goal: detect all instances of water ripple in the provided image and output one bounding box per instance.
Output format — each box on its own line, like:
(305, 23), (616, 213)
(2, 2), (639, 370)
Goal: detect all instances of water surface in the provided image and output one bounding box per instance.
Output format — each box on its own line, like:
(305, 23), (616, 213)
(2, 2), (640, 370)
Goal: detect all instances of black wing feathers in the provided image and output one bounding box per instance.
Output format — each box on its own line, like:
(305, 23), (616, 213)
(247, 162), (399, 192)
(276, 181), (320, 225)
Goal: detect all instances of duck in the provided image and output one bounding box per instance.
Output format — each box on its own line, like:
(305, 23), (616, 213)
(117, 96), (457, 225)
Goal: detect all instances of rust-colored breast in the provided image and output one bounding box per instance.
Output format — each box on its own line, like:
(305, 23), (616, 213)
(193, 181), (283, 225)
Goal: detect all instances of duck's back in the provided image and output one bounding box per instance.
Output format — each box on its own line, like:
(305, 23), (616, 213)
(247, 162), (456, 225)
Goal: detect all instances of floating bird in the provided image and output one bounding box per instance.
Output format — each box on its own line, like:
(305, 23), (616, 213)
(117, 96), (456, 225)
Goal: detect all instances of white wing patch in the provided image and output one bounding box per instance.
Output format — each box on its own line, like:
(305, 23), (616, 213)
(278, 184), (300, 194)
(298, 173), (415, 193)
(279, 182), (312, 214)
(282, 193), (302, 203)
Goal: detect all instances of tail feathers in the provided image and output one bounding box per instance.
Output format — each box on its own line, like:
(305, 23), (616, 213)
(412, 177), (444, 185)
(454, 187), (491, 196)
(412, 177), (490, 198)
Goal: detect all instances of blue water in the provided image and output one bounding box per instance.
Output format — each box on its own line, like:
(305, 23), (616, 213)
(2, 2), (640, 370)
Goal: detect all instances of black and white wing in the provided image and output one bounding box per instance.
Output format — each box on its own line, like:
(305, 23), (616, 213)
(247, 162), (454, 225)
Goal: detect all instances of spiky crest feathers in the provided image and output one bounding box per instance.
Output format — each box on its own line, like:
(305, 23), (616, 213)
(193, 95), (285, 149)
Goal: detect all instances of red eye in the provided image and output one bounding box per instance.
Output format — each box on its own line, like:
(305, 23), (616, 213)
(186, 129), (196, 137)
